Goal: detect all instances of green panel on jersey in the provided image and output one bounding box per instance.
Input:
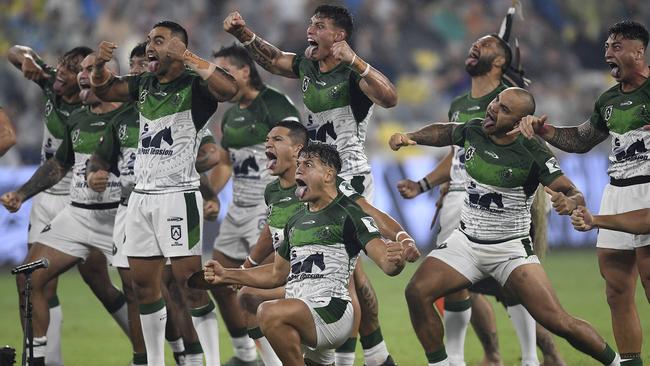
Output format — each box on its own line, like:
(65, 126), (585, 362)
(185, 192), (201, 250)
(463, 142), (531, 188)
(604, 104), (649, 135)
(448, 84), (506, 122)
(265, 180), (303, 229)
(289, 222), (344, 248)
(590, 77), (650, 134)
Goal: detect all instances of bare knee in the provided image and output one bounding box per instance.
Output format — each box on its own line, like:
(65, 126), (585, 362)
(239, 288), (263, 314)
(257, 301), (284, 331)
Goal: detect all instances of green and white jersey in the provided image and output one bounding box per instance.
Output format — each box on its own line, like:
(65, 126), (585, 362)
(55, 105), (129, 205)
(265, 177), (361, 250)
(36, 61), (82, 195)
(448, 84), (507, 191)
(126, 70), (218, 193)
(221, 86), (300, 207)
(452, 119), (563, 242)
(292, 55), (374, 177)
(278, 193), (380, 302)
(95, 103), (140, 201)
(589, 77), (650, 181)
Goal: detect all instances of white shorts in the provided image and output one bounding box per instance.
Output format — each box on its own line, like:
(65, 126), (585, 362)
(38, 203), (117, 262)
(428, 229), (540, 286)
(213, 202), (267, 260)
(299, 297), (354, 364)
(436, 190), (464, 246)
(28, 192), (70, 244)
(597, 183), (650, 250)
(341, 172), (374, 203)
(124, 191), (203, 258)
(112, 204), (129, 268)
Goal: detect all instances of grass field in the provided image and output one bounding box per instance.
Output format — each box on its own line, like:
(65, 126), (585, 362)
(1, 249), (649, 365)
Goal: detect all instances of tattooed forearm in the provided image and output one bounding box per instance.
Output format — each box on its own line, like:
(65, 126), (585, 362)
(87, 154), (110, 174)
(408, 123), (457, 147)
(547, 121), (608, 153)
(245, 35), (279, 70)
(17, 159), (67, 200)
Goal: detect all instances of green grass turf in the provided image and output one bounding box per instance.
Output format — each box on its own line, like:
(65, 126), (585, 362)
(1, 249), (648, 365)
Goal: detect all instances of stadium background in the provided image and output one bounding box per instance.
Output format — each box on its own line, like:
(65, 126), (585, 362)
(0, 0), (649, 365)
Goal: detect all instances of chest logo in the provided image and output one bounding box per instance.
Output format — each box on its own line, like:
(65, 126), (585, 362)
(71, 129), (80, 143)
(451, 111), (460, 122)
(170, 93), (182, 106)
(302, 76), (311, 92)
(315, 80), (327, 86)
(45, 100), (54, 117)
(90, 121), (106, 127)
(467, 182), (504, 210)
(118, 124), (128, 141)
(232, 154), (259, 176)
(329, 85), (342, 99)
(545, 157), (561, 174)
(139, 89), (148, 104)
(604, 105), (613, 122)
(468, 105), (481, 111)
(465, 146), (476, 162)
(141, 127), (173, 148)
(620, 100), (633, 106)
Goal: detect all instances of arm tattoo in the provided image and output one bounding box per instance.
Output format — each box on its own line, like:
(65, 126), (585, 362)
(207, 66), (238, 102)
(547, 121), (608, 153)
(245, 36), (280, 72)
(355, 276), (380, 333)
(17, 159), (67, 200)
(408, 123), (456, 147)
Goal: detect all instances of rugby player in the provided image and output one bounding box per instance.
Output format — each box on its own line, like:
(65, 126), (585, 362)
(204, 142), (407, 366)
(514, 20), (650, 366)
(223, 6), (406, 365)
(0, 107), (16, 156)
(90, 21), (237, 365)
(391, 87), (620, 366)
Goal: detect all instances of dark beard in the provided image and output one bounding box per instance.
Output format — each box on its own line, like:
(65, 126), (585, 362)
(466, 55), (495, 77)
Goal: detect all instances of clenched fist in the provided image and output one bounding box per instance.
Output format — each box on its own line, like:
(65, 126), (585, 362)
(21, 56), (49, 81)
(223, 12), (247, 38)
(331, 41), (355, 65)
(204, 259), (226, 285)
(87, 170), (109, 192)
(388, 132), (416, 151)
(571, 206), (594, 232)
(397, 179), (421, 199)
(96, 41), (117, 66)
(1, 191), (25, 213)
(203, 198), (220, 222)
(167, 37), (187, 62)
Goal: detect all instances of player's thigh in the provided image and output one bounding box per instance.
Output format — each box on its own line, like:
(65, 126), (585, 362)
(597, 248), (638, 295)
(635, 245), (650, 299)
(258, 298), (319, 346)
(153, 191), (203, 259)
(26, 243), (81, 289)
(504, 263), (565, 326)
(27, 192), (69, 245)
(238, 286), (286, 314)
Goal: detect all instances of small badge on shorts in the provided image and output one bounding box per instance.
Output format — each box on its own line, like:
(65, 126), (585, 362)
(41, 224), (51, 233)
(170, 225), (182, 241)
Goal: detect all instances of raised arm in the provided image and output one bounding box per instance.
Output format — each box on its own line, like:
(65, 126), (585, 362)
(179, 42), (238, 102)
(1, 159), (69, 212)
(91, 42), (132, 102)
(514, 116), (608, 153)
(7, 45), (50, 82)
(223, 12), (297, 78)
(365, 238), (405, 276)
(572, 207), (650, 235)
(397, 149), (453, 199)
(388, 122), (461, 150)
(204, 253), (290, 289)
(0, 108), (17, 156)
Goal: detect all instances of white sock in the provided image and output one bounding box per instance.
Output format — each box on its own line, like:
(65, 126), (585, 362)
(31, 336), (48, 359)
(607, 353), (620, 366)
(429, 360), (450, 366)
(335, 351), (356, 366)
(507, 305), (539, 366)
(443, 306), (471, 366)
(191, 301), (220, 366)
(139, 299), (167, 366)
(184, 352), (204, 366)
(111, 300), (130, 337)
(256, 336), (281, 366)
(232, 334), (257, 362)
(167, 337), (185, 353)
(363, 341), (391, 366)
(46, 299), (63, 366)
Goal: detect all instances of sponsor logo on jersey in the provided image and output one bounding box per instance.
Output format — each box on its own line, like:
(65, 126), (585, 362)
(289, 252), (326, 281)
(620, 100), (633, 106)
(139, 125), (174, 156)
(307, 119), (337, 142)
(234, 116), (245, 122)
(302, 76), (311, 92)
(233, 155), (259, 176)
(467, 182), (504, 211)
(613, 137), (647, 161)
(41, 224), (51, 233)
(279, 197), (292, 203)
(465, 146), (476, 161)
(170, 225), (182, 241)
(302, 220), (316, 225)
(315, 80), (326, 86)
(90, 121), (106, 127)
(484, 150), (499, 159)
(71, 129), (80, 143)
(468, 105), (481, 111)
(545, 157), (561, 174)
(167, 216), (183, 222)
(361, 216), (379, 233)
(604, 105), (613, 121)
(329, 85), (342, 99)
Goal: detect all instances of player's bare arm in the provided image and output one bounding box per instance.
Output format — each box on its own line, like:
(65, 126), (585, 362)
(204, 254), (290, 289)
(355, 197), (420, 262)
(389, 122), (461, 150)
(91, 41), (131, 102)
(195, 142), (219, 173)
(1, 159), (69, 212)
(7, 45), (49, 81)
(544, 176), (586, 215)
(398, 150), (453, 199)
(331, 40), (397, 108)
(0, 108), (17, 156)
(244, 225), (274, 268)
(572, 207), (650, 235)
(208, 147), (233, 194)
(223, 11), (297, 78)
(365, 238), (406, 276)
(512, 115), (608, 153)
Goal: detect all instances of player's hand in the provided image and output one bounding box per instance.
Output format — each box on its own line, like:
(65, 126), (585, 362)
(571, 206), (594, 231)
(87, 170), (109, 192)
(203, 198), (220, 222)
(1, 191), (24, 213)
(331, 41), (355, 65)
(544, 186), (577, 215)
(204, 259), (226, 285)
(223, 12), (247, 37)
(385, 240), (406, 272)
(96, 41), (117, 66)
(508, 115), (548, 139)
(388, 133), (416, 151)
(643, 124), (650, 131)
(395, 231), (420, 262)
(396, 179), (421, 199)
(167, 37), (187, 62)
(21, 56), (49, 81)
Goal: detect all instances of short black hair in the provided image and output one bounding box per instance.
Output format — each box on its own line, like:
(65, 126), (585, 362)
(212, 44), (264, 90)
(59, 46), (93, 71)
(299, 142), (341, 174)
(608, 20), (649, 48)
(490, 34), (512, 72)
(276, 120), (308, 147)
(153, 20), (189, 45)
(314, 5), (354, 40)
(130, 42), (147, 59)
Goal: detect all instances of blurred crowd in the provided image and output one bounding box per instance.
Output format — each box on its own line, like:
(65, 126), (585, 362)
(1, 0), (649, 165)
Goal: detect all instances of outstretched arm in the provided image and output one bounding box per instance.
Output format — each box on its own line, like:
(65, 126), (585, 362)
(7, 45), (50, 82)
(389, 123), (460, 150)
(1, 159), (69, 212)
(0, 108), (17, 156)
(544, 176), (585, 216)
(397, 149), (453, 199)
(223, 12), (297, 78)
(572, 207), (650, 235)
(204, 253), (290, 289)
(512, 116), (608, 153)
(91, 42), (132, 102)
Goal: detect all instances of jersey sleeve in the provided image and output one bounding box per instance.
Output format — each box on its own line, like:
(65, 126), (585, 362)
(264, 182), (272, 206)
(277, 225), (291, 261)
(588, 99), (609, 133)
(197, 124), (216, 147)
(125, 74), (142, 101)
(527, 140), (564, 186)
(94, 122), (120, 166)
(291, 54), (304, 78)
(54, 125), (75, 169)
(451, 121), (470, 147)
(342, 203), (381, 252)
(191, 77), (219, 130)
(34, 59), (56, 90)
(336, 177), (362, 201)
